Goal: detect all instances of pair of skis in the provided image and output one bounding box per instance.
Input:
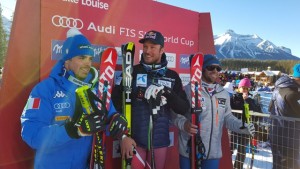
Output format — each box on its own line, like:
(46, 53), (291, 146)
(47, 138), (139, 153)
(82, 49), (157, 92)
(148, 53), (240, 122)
(75, 43), (135, 169)
(190, 53), (205, 169)
(90, 43), (135, 169)
(76, 47), (118, 169)
(92, 47), (118, 169)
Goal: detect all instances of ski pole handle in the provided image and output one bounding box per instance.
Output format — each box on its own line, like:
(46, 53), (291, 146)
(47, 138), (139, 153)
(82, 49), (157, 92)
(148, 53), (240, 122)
(75, 85), (94, 115)
(244, 103), (250, 124)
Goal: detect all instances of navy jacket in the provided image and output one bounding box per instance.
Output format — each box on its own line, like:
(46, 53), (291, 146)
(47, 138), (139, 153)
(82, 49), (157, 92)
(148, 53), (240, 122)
(112, 54), (189, 148)
(269, 75), (300, 147)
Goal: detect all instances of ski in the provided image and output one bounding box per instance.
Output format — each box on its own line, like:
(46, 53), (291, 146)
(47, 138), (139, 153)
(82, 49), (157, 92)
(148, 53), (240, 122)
(75, 86), (96, 116)
(121, 42), (135, 169)
(91, 47), (118, 169)
(149, 89), (161, 169)
(190, 53), (205, 169)
(74, 85), (103, 168)
(244, 103), (254, 169)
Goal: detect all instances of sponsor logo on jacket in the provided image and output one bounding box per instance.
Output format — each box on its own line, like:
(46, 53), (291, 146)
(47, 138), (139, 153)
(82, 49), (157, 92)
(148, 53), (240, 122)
(54, 91), (67, 98)
(218, 98), (226, 108)
(137, 74), (147, 87)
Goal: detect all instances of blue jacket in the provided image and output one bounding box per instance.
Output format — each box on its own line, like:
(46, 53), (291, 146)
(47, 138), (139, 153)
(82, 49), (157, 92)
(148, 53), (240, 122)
(21, 61), (116, 169)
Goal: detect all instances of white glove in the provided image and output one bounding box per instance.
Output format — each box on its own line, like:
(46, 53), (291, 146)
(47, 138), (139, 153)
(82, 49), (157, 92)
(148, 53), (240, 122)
(245, 123), (255, 137)
(160, 96), (167, 106)
(144, 84), (167, 106)
(145, 84), (164, 100)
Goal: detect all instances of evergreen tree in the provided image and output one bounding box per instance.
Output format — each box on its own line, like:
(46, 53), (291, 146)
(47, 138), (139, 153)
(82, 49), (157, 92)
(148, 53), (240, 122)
(220, 59), (299, 75)
(0, 3), (8, 67)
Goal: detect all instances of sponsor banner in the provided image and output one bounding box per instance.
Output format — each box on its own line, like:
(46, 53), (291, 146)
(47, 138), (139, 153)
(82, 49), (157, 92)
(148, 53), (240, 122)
(179, 54), (191, 69)
(241, 68), (249, 73)
(115, 47), (122, 65)
(41, 0), (200, 77)
(1, 0), (217, 169)
(114, 71), (122, 85)
(51, 40), (106, 62)
(179, 73), (190, 86)
(165, 52), (176, 68)
(46, 12), (198, 50)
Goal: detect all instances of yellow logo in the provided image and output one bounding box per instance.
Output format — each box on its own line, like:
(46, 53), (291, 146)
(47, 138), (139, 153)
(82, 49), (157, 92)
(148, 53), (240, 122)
(55, 116), (70, 121)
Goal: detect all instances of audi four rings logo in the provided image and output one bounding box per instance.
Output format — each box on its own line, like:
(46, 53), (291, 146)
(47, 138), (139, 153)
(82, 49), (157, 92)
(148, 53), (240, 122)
(167, 56), (175, 62)
(52, 15), (84, 29)
(54, 102), (71, 109)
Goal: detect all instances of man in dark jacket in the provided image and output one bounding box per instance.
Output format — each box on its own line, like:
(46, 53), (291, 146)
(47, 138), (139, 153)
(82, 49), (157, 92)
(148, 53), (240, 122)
(269, 63), (300, 169)
(111, 30), (189, 169)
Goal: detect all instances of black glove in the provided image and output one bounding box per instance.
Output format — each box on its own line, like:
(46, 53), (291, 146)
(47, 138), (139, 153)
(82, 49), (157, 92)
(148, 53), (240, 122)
(78, 112), (106, 136)
(108, 113), (128, 139)
(65, 89), (107, 139)
(65, 110), (106, 138)
(65, 118), (81, 139)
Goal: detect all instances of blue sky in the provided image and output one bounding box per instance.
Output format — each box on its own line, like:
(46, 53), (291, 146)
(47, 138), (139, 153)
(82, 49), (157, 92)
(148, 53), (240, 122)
(156, 0), (300, 58)
(2, 0), (300, 57)
(0, 0), (15, 19)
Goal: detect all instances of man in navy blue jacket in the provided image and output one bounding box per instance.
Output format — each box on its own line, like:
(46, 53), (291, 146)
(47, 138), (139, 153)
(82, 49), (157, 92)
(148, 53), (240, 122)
(269, 63), (300, 169)
(21, 28), (127, 169)
(112, 30), (189, 169)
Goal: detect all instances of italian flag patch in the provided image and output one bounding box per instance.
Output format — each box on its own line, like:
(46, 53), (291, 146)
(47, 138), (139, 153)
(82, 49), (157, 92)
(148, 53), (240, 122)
(26, 97), (41, 110)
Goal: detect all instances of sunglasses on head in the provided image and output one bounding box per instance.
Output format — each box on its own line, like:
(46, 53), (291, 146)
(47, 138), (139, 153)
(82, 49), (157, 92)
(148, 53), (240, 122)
(206, 65), (222, 72)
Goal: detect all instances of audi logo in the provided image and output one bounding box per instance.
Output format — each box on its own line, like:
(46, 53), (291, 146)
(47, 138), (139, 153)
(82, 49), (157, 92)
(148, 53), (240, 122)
(52, 15), (84, 29)
(167, 56), (175, 62)
(54, 102), (71, 109)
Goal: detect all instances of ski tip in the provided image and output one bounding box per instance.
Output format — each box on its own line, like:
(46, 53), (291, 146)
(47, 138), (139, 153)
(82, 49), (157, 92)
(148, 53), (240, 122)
(192, 52), (204, 58)
(122, 42), (135, 52)
(102, 47), (118, 57)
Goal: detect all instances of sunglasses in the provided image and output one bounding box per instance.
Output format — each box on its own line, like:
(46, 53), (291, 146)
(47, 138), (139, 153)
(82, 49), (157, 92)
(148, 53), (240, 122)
(206, 65), (222, 72)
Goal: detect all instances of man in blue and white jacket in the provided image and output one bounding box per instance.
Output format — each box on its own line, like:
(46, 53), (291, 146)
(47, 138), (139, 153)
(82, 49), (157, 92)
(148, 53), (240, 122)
(21, 28), (127, 169)
(173, 54), (255, 169)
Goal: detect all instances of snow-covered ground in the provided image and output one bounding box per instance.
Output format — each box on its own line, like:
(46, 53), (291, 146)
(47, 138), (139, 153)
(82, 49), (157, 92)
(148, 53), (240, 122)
(232, 91), (273, 169)
(232, 141), (273, 169)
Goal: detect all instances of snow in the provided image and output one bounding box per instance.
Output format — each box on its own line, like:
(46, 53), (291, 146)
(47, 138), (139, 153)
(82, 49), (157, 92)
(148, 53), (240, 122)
(1, 15), (12, 36)
(232, 142), (273, 169)
(214, 29), (299, 60)
(214, 34), (232, 45)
